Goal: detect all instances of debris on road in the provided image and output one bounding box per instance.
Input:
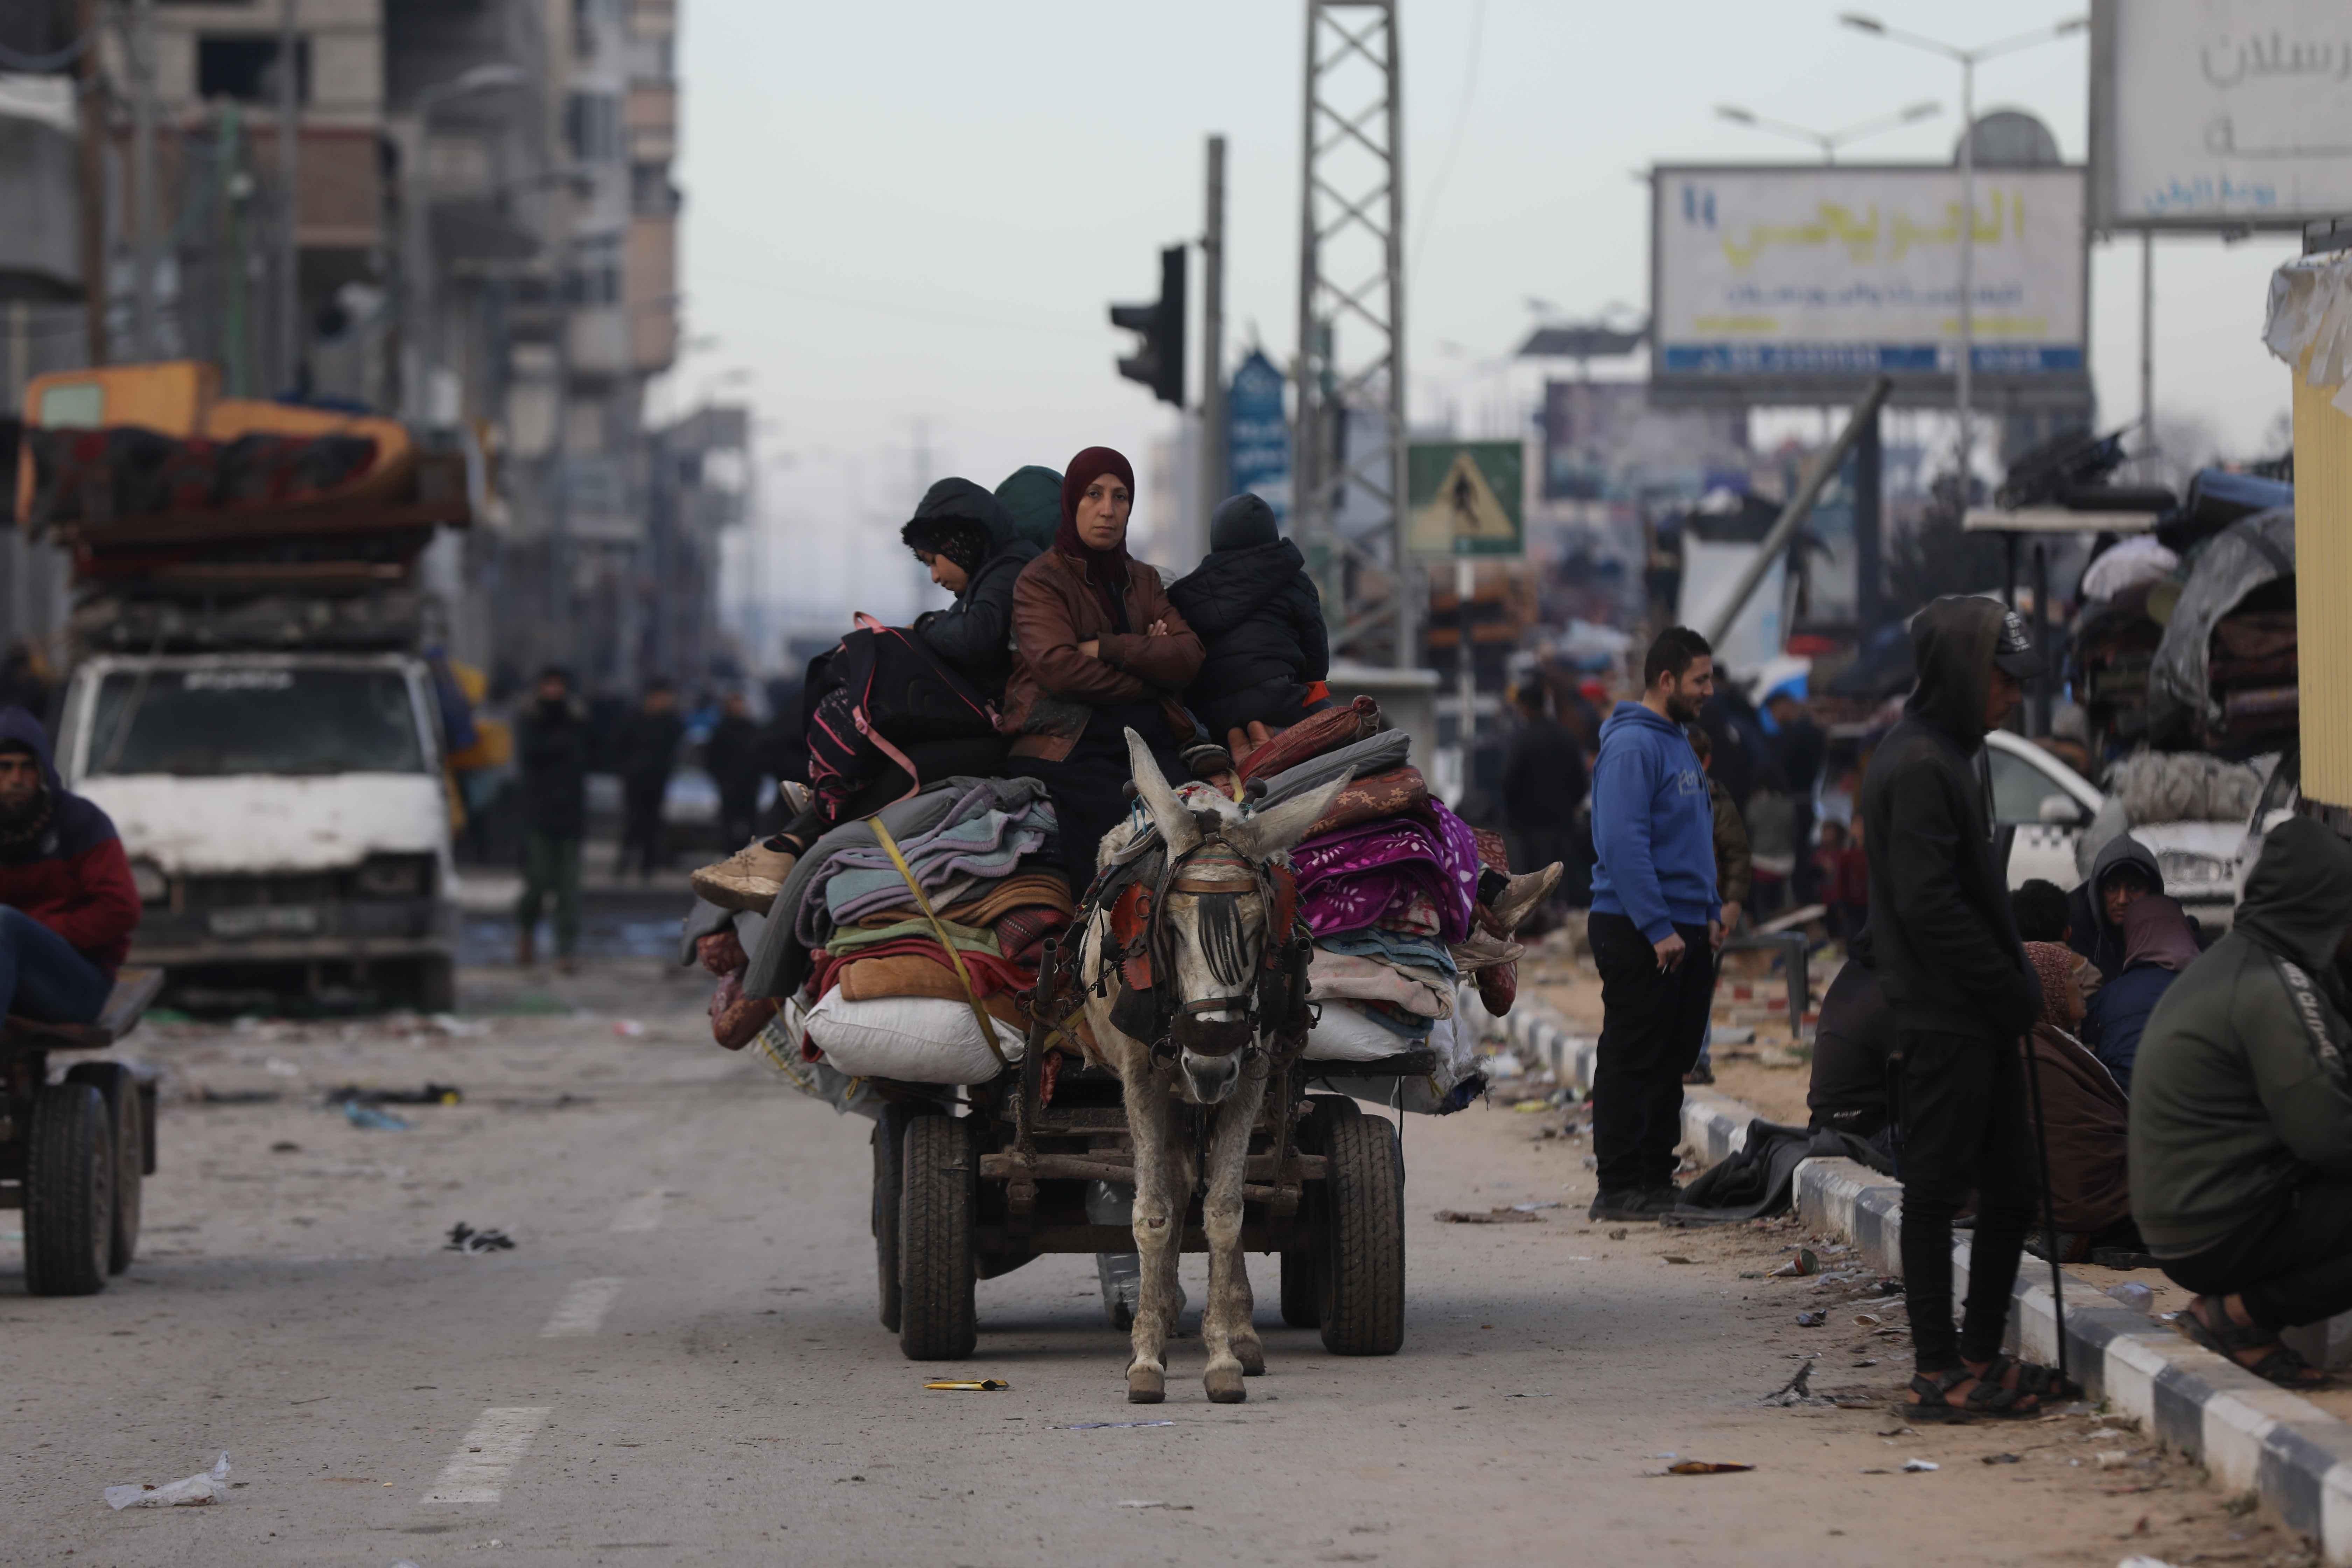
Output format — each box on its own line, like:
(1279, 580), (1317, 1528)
(444, 1223), (514, 1254)
(1760, 1360), (1819, 1406)
(1794, 1310), (1826, 1326)
(105, 1452), (230, 1510)
(1059, 1420), (1174, 1429)
(613, 1019), (647, 1037)
(1434, 1207), (1545, 1224)
(2105, 1282), (2155, 1313)
(924, 1379), (1008, 1391)
(1665, 1461), (1755, 1475)
(1661, 1254), (1696, 1265)
(326, 1083), (463, 1107)
(1771, 1248), (1821, 1278)
(191, 1087), (282, 1106)
(1903, 1459), (1939, 1473)
(1116, 1499), (1194, 1509)
(339, 1102), (410, 1131)
(1984, 1453), (2023, 1465)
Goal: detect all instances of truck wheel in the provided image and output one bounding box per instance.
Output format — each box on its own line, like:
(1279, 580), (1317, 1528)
(897, 1114), (978, 1360)
(24, 1083), (113, 1297)
(408, 957), (457, 1014)
(1317, 1110), (1404, 1356)
(66, 1063), (142, 1273)
(872, 1102), (933, 1333)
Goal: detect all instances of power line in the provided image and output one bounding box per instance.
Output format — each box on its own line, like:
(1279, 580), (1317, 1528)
(1411, 0), (1486, 281)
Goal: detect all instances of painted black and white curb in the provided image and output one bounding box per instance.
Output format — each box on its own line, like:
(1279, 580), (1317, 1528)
(1500, 997), (2352, 1563)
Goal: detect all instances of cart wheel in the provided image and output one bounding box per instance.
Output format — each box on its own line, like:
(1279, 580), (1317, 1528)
(1316, 1110), (1403, 1355)
(873, 1103), (932, 1333)
(23, 1082), (113, 1297)
(66, 1063), (142, 1274)
(1282, 1098), (1359, 1329)
(898, 1114), (978, 1360)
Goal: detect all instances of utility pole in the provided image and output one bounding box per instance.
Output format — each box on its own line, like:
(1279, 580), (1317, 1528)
(1956, 56), (1975, 485)
(2139, 230), (2154, 469)
(1199, 134), (1227, 539)
(1294, 0), (1411, 669)
(277, 0), (301, 393)
(129, 0), (159, 359)
(74, 0), (107, 365)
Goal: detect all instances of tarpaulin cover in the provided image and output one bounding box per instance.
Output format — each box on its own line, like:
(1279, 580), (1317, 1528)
(2148, 507), (2294, 744)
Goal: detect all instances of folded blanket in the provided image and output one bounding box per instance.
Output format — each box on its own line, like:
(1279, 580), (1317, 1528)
(1305, 765), (1431, 839)
(839, 951), (1037, 1004)
(1306, 951), (1454, 1018)
(994, 904), (1071, 965)
(855, 871), (1076, 931)
(820, 802), (1056, 928)
(1259, 728), (1411, 809)
(1315, 925), (1457, 977)
(1237, 695), (1381, 782)
(810, 940), (1034, 1003)
(823, 916), (1001, 958)
(744, 774), (1050, 1000)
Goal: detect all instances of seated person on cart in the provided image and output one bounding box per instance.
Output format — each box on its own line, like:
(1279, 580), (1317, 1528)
(0, 707), (140, 1023)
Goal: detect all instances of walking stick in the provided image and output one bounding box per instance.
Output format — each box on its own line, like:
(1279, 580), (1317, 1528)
(2017, 1028), (2072, 1395)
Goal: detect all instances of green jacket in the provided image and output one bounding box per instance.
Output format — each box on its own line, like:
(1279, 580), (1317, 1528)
(2129, 816), (2352, 1258)
(1708, 778), (1751, 908)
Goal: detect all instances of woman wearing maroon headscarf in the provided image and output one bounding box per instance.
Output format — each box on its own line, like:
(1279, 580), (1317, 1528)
(1000, 446), (1206, 884)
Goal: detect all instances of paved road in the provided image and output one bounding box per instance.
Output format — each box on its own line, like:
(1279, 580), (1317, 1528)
(0, 962), (2294, 1566)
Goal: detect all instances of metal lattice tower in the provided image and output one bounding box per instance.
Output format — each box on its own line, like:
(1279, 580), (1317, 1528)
(1294, 0), (1412, 668)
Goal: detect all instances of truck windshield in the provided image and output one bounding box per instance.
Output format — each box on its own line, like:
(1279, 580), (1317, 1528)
(85, 667), (429, 777)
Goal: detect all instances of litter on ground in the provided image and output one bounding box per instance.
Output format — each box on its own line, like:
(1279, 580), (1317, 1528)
(106, 1453), (229, 1510)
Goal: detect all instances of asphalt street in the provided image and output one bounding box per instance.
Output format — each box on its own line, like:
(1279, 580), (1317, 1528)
(0, 958), (2300, 1567)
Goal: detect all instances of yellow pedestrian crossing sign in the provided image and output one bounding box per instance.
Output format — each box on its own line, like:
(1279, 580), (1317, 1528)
(1407, 441), (1523, 557)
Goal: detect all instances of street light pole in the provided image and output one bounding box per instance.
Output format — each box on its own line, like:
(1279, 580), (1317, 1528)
(1712, 100), (1941, 164)
(1837, 13), (2085, 481)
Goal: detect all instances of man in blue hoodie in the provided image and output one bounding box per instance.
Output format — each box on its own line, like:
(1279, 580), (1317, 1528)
(1586, 626), (1722, 1221)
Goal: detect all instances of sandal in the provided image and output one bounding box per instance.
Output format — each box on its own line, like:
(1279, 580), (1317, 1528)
(1979, 1351), (2080, 1402)
(1904, 1365), (2041, 1422)
(2179, 1297), (2329, 1390)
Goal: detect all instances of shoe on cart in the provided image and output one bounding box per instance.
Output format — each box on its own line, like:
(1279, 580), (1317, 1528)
(1486, 863), (1564, 935)
(691, 837), (798, 913)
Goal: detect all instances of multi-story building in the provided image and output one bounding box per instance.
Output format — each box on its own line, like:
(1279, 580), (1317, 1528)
(0, 0), (700, 693)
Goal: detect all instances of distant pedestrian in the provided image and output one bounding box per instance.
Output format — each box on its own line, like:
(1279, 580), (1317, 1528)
(1499, 681), (1587, 920)
(613, 678), (684, 880)
(1684, 724), (1750, 1086)
(704, 691), (763, 850)
(513, 667), (589, 970)
(1862, 595), (2060, 1420)
(1765, 685), (1825, 903)
(1585, 626), (1721, 1222)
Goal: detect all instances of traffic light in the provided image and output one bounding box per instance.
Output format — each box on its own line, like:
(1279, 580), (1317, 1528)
(1110, 245), (1186, 407)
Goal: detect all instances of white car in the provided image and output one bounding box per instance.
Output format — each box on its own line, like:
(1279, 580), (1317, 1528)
(1983, 730), (2244, 928)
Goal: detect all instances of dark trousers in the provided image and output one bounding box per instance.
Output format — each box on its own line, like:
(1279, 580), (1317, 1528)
(1896, 1024), (2037, 1373)
(516, 832), (582, 958)
(0, 907), (108, 1023)
(619, 779), (668, 877)
(717, 788), (760, 851)
(2161, 1176), (2352, 1329)
(1588, 912), (1716, 1194)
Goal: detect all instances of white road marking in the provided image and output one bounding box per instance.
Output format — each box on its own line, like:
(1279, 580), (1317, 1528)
(420, 1407), (550, 1504)
(610, 1191), (666, 1232)
(540, 1277), (624, 1338)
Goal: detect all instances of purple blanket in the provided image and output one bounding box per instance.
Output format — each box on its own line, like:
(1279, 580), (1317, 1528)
(1292, 800), (1480, 941)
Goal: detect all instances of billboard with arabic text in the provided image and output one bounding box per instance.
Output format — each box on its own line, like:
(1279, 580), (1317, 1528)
(2090, 0), (2352, 230)
(1649, 164), (2090, 408)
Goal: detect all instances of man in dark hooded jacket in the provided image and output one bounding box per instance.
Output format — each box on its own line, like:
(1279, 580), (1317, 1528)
(2067, 833), (2172, 979)
(1861, 595), (2054, 1418)
(2130, 816), (2352, 1390)
(0, 706), (140, 1020)
(1167, 493), (1330, 744)
(902, 477), (1042, 701)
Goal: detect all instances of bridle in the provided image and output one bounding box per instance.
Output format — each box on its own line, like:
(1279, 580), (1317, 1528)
(1088, 806), (1313, 1069)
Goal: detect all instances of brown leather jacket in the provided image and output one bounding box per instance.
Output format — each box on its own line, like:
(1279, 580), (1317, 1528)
(1001, 547), (1205, 762)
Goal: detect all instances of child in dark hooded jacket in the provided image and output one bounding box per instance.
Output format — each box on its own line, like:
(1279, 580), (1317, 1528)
(1166, 493), (1331, 744)
(899, 477), (1040, 702)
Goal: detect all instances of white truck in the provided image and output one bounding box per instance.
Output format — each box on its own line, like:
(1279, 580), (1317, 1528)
(56, 651), (458, 1011)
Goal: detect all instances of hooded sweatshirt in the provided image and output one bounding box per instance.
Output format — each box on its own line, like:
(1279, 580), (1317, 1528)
(993, 466), (1064, 554)
(2130, 816), (2352, 1258)
(0, 705), (141, 975)
(2080, 892), (2198, 1094)
(2066, 832), (2166, 977)
(902, 477), (1041, 700)
(1587, 701), (1717, 941)
(1858, 596), (2039, 1039)
(1166, 494), (1331, 736)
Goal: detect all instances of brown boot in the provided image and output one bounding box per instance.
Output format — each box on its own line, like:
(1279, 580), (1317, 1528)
(691, 836), (798, 913)
(516, 927), (537, 968)
(1486, 863), (1564, 935)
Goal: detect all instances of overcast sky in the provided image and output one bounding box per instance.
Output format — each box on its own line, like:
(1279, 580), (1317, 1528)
(667, 0), (2301, 643)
